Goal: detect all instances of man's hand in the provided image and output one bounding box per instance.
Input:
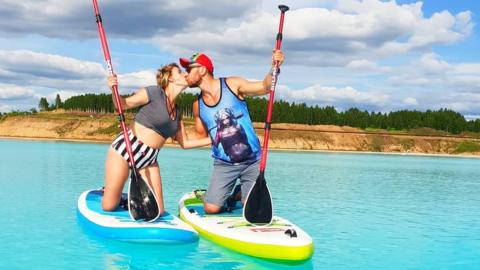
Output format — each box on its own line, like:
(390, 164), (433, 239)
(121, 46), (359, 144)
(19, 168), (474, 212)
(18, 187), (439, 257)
(272, 49), (285, 67)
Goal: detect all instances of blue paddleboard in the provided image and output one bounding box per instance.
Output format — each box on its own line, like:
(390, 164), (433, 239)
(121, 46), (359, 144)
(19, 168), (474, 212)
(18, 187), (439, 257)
(77, 189), (198, 243)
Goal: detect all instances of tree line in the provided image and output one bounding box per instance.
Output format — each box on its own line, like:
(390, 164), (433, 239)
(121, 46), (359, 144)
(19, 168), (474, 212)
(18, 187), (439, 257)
(38, 94), (64, 112)
(37, 93), (480, 134)
(246, 98), (480, 134)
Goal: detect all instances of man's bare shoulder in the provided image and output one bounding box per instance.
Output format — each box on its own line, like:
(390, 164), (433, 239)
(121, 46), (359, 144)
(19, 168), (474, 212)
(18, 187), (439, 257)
(225, 76), (246, 93)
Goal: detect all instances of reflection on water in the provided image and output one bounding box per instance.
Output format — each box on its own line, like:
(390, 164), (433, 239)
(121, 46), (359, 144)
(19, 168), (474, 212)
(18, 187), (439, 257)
(82, 228), (313, 270)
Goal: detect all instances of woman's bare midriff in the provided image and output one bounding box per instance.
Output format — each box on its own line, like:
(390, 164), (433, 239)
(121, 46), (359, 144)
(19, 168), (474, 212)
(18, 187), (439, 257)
(130, 122), (167, 149)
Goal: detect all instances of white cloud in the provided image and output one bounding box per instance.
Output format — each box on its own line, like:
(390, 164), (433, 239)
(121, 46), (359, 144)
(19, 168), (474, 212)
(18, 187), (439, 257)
(0, 84), (38, 100)
(47, 90), (79, 103)
(403, 97), (418, 105)
(0, 0), (257, 39)
(389, 76), (430, 87)
(453, 63), (480, 74)
(0, 103), (17, 113)
(403, 11), (470, 49)
(154, 0), (472, 68)
(383, 89), (480, 115)
(117, 70), (156, 93)
(273, 79), (480, 116)
(0, 48), (169, 109)
(277, 84), (389, 108)
(0, 50), (103, 79)
(0, 50), (105, 91)
(346, 59), (391, 73)
(418, 53), (451, 75)
(387, 53), (480, 94)
(450, 76), (480, 90)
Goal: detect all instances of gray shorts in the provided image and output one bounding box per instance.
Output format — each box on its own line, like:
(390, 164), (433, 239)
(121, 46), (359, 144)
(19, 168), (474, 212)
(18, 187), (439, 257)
(204, 159), (260, 207)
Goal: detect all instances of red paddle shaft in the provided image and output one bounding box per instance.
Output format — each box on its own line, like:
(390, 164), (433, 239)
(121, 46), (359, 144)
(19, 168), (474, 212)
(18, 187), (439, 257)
(259, 5), (289, 172)
(92, 0), (136, 170)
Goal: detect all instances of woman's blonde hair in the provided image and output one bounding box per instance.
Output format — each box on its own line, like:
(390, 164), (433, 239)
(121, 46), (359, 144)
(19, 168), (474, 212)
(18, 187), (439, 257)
(156, 63), (180, 89)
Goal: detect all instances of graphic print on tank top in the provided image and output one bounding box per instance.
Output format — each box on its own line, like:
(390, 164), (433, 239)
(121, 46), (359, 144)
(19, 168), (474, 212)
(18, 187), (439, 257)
(199, 78), (261, 163)
(212, 108), (253, 162)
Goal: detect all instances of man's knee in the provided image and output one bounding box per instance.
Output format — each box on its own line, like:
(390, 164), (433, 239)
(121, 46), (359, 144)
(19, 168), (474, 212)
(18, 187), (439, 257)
(203, 202), (222, 214)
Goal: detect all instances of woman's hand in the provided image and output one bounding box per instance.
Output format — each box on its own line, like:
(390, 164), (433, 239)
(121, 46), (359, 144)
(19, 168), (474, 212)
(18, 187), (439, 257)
(107, 75), (118, 91)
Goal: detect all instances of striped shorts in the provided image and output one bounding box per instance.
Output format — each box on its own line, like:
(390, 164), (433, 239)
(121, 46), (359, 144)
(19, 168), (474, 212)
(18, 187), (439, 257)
(111, 130), (159, 169)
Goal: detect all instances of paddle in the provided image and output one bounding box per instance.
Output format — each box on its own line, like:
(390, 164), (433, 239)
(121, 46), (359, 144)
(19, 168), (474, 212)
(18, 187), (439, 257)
(244, 5), (289, 225)
(92, 0), (159, 222)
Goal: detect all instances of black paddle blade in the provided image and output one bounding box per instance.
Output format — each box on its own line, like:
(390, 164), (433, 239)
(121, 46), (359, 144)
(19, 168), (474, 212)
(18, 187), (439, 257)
(128, 170), (159, 222)
(244, 173), (273, 225)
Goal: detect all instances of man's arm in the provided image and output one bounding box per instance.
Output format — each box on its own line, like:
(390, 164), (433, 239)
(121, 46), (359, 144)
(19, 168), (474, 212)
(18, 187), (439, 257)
(174, 121), (211, 149)
(173, 100), (210, 148)
(229, 49), (285, 98)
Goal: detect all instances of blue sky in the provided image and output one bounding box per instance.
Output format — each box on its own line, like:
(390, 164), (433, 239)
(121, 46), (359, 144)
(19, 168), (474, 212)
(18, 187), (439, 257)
(1, 0), (479, 118)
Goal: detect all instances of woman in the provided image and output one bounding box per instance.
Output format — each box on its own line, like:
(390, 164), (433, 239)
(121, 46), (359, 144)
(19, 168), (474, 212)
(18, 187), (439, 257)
(102, 63), (210, 215)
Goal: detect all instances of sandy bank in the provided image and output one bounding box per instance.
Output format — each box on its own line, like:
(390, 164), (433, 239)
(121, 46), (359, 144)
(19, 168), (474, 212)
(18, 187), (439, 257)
(1, 112), (479, 156)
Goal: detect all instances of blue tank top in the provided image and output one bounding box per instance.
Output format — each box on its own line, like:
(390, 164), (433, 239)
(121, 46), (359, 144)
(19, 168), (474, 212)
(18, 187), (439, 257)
(198, 78), (261, 164)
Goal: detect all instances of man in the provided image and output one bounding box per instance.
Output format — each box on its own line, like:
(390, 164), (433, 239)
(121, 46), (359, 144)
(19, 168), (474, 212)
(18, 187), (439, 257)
(179, 50), (284, 214)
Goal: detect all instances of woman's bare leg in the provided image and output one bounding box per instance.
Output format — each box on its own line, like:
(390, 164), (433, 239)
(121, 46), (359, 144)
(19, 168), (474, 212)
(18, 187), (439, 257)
(139, 163), (164, 216)
(102, 147), (129, 211)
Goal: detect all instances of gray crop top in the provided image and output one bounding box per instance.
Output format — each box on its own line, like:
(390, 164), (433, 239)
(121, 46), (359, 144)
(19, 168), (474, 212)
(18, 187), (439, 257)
(134, 85), (181, 138)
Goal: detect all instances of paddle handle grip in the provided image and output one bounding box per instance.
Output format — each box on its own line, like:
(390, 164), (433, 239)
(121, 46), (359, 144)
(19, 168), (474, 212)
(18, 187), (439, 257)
(259, 5), (288, 172)
(92, 0), (136, 170)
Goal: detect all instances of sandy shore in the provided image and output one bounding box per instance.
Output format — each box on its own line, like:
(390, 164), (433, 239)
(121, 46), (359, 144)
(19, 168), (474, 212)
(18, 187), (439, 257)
(1, 112), (479, 157)
(2, 134), (479, 159)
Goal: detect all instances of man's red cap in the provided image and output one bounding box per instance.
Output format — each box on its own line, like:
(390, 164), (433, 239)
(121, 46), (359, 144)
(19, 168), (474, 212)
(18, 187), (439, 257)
(179, 53), (214, 74)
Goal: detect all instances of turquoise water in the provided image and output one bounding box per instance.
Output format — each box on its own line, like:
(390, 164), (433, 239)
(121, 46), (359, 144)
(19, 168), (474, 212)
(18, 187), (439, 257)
(1, 139), (479, 269)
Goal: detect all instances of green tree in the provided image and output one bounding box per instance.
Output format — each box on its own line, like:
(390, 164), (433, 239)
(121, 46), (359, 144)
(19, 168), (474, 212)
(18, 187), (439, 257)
(55, 93), (63, 109)
(60, 92), (480, 135)
(38, 97), (49, 111)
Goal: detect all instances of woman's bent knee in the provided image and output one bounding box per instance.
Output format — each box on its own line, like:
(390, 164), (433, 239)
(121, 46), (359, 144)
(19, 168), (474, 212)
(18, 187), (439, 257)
(102, 198), (118, 211)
